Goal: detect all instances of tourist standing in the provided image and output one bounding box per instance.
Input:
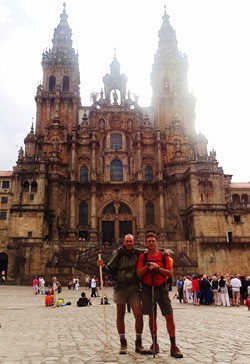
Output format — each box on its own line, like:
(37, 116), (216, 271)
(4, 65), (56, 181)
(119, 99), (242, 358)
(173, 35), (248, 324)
(137, 232), (183, 358)
(97, 234), (147, 355)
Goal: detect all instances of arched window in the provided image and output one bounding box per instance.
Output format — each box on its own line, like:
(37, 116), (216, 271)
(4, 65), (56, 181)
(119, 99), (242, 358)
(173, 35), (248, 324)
(118, 203), (131, 215)
(22, 181), (29, 192)
(62, 75), (69, 92)
(80, 166), (88, 182)
(146, 202), (155, 225)
(232, 194), (240, 203)
(241, 194), (248, 204)
(31, 181), (37, 193)
(49, 76), (56, 92)
(110, 159), (123, 181)
(103, 203), (115, 215)
(145, 166), (153, 182)
(79, 202), (88, 226)
(110, 134), (122, 150)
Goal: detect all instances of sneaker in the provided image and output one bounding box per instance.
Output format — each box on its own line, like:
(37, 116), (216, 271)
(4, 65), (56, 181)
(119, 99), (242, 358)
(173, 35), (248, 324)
(119, 339), (127, 355)
(170, 345), (183, 358)
(148, 343), (160, 354)
(135, 339), (148, 354)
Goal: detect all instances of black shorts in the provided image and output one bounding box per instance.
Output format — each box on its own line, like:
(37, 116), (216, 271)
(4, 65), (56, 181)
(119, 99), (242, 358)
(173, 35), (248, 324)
(140, 284), (173, 316)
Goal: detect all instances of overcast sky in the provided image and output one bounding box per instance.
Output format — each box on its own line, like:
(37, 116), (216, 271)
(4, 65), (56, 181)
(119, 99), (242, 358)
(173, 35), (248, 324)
(0, 0), (249, 182)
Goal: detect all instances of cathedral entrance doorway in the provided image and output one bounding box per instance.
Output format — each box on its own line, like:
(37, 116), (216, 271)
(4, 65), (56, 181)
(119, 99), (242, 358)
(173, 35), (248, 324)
(102, 221), (115, 243)
(119, 221), (132, 239)
(101, 202), (133, 243)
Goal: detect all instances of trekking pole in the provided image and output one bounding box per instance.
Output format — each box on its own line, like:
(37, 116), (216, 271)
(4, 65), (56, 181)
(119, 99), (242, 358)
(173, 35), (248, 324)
(98, 253), (109, 351)
(151, 271), (156, 358)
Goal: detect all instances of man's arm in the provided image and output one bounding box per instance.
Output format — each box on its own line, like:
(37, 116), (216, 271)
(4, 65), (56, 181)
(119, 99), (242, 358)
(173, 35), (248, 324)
(97, 250), (119, 276)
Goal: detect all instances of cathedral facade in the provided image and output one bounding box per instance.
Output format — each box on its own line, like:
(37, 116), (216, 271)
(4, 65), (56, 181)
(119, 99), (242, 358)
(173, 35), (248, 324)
(0, 6), (249, 284)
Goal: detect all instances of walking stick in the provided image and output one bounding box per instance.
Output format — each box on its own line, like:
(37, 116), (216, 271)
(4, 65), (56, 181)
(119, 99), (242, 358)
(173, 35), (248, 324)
(151, 271), (156, 358)
(98, 253), (109, 351)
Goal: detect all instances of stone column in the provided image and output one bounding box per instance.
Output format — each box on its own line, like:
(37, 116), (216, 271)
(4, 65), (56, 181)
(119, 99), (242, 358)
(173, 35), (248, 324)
(156, 129), (163, 181)
(137, 131), (142, 181)
(137, 184), (144, 229)
(159, 184), (165, 229)
(90, 185), (97, 229)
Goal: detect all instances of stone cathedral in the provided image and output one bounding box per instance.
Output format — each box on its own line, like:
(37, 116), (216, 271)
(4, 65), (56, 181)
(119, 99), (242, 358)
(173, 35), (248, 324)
(0, 5), (249, 284)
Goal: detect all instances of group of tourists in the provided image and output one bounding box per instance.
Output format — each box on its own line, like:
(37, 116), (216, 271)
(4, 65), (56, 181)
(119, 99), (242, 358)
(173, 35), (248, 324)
(175, 273), (250, 308)
(32, 275), (46, 295)
(67, 276), (80, 290)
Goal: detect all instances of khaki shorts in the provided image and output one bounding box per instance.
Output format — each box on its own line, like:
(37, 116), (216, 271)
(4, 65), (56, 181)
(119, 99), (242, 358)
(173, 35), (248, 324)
(140, 284), (173, 316)
(113, 286), (141, 305)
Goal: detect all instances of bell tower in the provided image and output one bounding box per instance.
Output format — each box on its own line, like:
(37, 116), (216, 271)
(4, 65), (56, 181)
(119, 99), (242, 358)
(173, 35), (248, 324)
(35, 3), (81, 138)
(150, 6), (196, 136)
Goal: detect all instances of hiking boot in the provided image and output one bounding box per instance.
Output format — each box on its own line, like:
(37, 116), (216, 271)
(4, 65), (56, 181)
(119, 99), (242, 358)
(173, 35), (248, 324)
(119, 339), (127, 355)
(148, 342), (160, 355)
(135, 339), (148, 354)
(170, 345), (183, 358)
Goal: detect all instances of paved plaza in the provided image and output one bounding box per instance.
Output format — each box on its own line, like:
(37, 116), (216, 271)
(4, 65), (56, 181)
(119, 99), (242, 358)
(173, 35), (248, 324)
(0, 285), (249, 364)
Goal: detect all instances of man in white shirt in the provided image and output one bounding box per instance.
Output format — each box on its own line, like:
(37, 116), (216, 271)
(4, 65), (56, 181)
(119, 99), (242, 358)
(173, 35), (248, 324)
(230, 274), (242, 306)
(90, 276), (97, 297)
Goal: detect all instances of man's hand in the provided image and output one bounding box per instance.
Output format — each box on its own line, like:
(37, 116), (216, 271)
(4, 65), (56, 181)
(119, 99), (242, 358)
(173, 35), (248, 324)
(147, 262), (160, 271)
(97, 258), (104, 267)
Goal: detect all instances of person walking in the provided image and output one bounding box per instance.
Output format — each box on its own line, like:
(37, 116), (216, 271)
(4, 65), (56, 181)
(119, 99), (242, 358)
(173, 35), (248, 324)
(136, 232), (183, 359)
(97, 234), (147, 355)
(38, 275), (45, 295)
(90, 276), (97, 297)
(32, 276), (39, 295)
(175, 276), (184, 303)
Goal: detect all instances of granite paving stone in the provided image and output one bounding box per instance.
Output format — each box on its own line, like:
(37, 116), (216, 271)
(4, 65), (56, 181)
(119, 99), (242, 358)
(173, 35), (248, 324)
(0, 285), (249, 363)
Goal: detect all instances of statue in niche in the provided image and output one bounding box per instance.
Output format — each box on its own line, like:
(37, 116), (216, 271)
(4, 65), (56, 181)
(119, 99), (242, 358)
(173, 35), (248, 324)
(127, 119), (133, 132)
(190, 149), (195, 160)
(210, 149), (216, 160)
(113, 89), (118, 104)
(99, 119), (105, 132)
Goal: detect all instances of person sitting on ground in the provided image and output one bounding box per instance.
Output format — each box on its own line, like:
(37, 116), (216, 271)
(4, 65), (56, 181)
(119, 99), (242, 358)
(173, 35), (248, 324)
(45, 290), (54, 306)
(77, 292), (91, 307)
(100, 294), (110, 305)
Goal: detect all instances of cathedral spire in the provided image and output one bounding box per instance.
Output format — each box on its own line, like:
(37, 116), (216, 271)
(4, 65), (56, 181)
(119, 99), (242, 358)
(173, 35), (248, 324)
(150, 6), (195, 134)
(110, 47), (121, 77)
(156, 5), (179, 63)
(51, 3), (73, 52)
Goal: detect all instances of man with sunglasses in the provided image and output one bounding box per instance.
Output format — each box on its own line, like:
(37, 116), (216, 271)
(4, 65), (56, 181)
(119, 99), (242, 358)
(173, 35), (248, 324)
(97, 234), (147, 355)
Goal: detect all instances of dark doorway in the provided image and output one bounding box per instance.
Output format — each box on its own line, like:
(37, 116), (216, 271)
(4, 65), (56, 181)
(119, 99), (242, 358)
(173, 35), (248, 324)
(102, 221), (115, 243)
(79, 230), (88, 240)
(0, 252), (8, 276)
(119, 221), (133, 239)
